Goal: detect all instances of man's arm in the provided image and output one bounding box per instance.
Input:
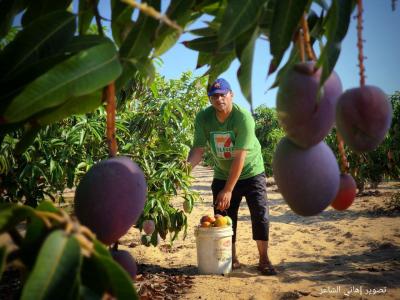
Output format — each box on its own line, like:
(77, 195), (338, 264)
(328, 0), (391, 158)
(187, 147), (205, 171)
(216, 149), (247, 210)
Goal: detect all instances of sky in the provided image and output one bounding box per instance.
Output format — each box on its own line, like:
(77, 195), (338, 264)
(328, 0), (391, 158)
(157, 0), (400, 110)
(15, 1), (400, 111)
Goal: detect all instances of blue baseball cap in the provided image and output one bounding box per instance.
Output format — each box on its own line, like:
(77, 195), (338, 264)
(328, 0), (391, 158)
(208, 78), (231, 96)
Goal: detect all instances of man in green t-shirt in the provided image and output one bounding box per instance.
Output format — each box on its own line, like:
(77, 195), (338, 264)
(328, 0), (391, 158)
(187, 78), (276, 275)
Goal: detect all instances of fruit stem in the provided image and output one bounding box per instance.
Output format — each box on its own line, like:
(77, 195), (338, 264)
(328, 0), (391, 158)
(297, 29), (306, 63)
(336, 131), (349, 174)
(104, 83), (118, 157)
(356, 0), (366, 86)
(301, 13), (316, 61)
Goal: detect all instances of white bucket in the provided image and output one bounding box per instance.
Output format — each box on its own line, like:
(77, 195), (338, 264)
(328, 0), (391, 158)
(194, 226), (233, 275)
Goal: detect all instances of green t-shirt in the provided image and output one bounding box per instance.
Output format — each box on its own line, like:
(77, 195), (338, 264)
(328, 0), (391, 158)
(193, 103), (265, 180)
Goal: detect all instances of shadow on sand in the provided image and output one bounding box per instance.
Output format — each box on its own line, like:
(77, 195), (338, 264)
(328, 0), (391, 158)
(276, 243), (400, 287)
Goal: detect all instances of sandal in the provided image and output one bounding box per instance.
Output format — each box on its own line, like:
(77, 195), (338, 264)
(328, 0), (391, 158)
(232, 260), (242, 270)
(258, 264), (277, 276)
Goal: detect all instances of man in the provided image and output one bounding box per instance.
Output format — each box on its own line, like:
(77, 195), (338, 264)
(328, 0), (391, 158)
(187, 78), (276, 275)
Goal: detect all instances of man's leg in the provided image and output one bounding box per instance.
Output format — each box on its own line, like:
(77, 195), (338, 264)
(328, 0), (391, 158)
(244, 173), (277, 275)
(256, 240), (276, 274)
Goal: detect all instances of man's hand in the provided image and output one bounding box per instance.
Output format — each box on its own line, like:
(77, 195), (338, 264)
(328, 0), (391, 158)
(216, 188), (232, 211)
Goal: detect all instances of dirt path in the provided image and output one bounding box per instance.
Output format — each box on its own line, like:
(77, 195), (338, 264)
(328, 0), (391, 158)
(123, 165), (400, 299)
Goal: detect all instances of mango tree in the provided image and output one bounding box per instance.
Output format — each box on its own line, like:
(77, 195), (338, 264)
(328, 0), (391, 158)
(0, 0), (395, 297)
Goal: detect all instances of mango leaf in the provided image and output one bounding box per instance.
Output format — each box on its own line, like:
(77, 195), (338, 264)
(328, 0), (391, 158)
(196, 52), (212, 69)
(182, 36), (218, 52)
(218, 0), (265, 48)
(111, 0), (134, 46)
(0, 36), (107, 110)
(3, 42), (122, 123)
(0, 53), (76, 119)
(20, 230), (82, 300)
(14, 125), (41, 155)
(317, 0), (354, 87)
(0, 10), (75, 80)
(92, 239), (111, 257)
(195, 0), (226, 16)
(78, 0), (99, 35)
(270, 11), (320, 90)
(269, 0), (309, 75)
(36, 90), (102, 126)
(65, 35), (113, 53)
(236, 27), (259, 109)
(0, 34), (108, 105)
(258, 0), (276, 37)
(82, 252), (138, 299)
(126, 58), (156, 84)
(21, 0), (72, 27)
(154, 0), (195, 56)
(117, 0), (160, 90)
(189, 26), (216, 37)
(0, 0), (28, 39)
(20, 202), (59, 268)
(205, 51), (236, 86)
(269, 42), (300, 90)
(0, 204), (35, 233)
(0, 246), (6, 281)
(183, 35), (234, 53)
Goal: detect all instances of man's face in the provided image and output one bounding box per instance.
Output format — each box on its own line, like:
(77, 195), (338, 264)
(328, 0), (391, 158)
(209, 91), (233, 113)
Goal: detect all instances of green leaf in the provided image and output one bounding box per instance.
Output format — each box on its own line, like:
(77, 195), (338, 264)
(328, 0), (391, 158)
(65, 35), (113, 53)
(82, 252), (138, 299)
(218, 0), (265, 48)
(21, 202), (59, 268)
(21, 230), (82, 300)
(21, 0), (72, 27)
(196, 52), (212, 69)
(3, 42), (122, 123)
(317, 0), (354, 87)
(183, 36), (233, 53)
(236, 27), (259, 109)
(0, 53), (71, 113)
(0, 204), (35, 234)
(78, 0), (99, 35)
(154, 30), (181, 56)
(117, 0), (160, 90)
(189, 27), (217, 37)
(36, 90), (102, 126)
(36, 201), (59, 213)
(182, 36), (217, 52)
(126, 58), (156, 84)
(92, 239), (111, 257)
(0, 10), (76, 80)
(111, 0), (134, 46)
(206, 51), (236, 85)
(0, 35), (110, 110)
(14, 125), (41, 155)
(269, 0), (309, 74)
(269, 42), (300, 89)
(195, 0), (226, 16)
(154, 0), (195, 56)
(258, 0), (276, 37)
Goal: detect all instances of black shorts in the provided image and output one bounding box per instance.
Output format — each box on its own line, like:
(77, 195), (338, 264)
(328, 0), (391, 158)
(211, 173), (269, 243)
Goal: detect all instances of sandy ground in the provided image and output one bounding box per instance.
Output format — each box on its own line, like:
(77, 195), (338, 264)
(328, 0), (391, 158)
(120, 165), (400, 300)
(1, 165), (399, 299)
